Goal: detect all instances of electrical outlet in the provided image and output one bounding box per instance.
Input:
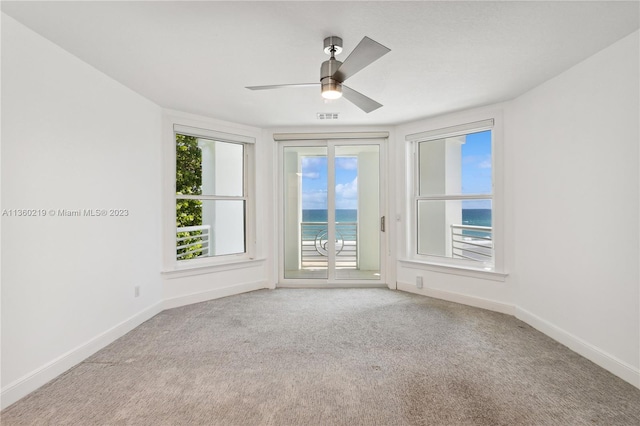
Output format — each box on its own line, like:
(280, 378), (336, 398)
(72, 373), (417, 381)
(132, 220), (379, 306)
(416, 276), (423, 289)
(134, 286), (140, 298)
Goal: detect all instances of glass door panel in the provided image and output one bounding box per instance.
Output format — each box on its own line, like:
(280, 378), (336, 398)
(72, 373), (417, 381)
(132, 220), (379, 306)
(283, 146), (328, 279)
(334, 145), (380, 280)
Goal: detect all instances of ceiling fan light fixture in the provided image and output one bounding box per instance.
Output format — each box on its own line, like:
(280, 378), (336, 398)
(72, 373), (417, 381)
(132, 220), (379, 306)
(321, 78), (342, 99)
(322, 88), (342, 100)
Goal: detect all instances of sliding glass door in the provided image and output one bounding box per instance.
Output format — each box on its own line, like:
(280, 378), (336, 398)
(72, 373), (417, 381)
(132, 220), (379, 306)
(281, 140), (383, 283)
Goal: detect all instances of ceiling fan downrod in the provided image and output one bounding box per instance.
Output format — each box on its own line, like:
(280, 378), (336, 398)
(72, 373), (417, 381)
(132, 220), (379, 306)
(321, 36), (344, 99)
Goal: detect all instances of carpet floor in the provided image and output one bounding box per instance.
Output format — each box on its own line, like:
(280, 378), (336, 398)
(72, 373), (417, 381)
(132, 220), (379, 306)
(2, 288), (639, 425)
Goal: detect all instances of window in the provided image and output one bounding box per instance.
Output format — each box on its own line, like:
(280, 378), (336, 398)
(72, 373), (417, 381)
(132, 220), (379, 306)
(174, 125), (252, 263)
(409, 119), (496, 270)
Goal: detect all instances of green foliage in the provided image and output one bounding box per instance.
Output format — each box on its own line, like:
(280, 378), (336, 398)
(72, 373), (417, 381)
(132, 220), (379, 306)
(176, 134), (202, 198)
(176, 134), (204, 260)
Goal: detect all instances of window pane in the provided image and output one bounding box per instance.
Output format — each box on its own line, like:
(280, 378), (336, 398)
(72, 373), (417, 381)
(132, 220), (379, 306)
(419, 130), (492, 196)
(176, 134), (243, 197)
(176, 199), (245, 259)
(417, 199), (493, 264)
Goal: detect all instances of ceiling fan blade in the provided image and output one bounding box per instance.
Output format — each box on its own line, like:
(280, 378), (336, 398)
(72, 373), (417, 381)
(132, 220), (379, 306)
(332, 37), (390, 82)
(342, 85), (383, 113)
(246, 83), (319, 90)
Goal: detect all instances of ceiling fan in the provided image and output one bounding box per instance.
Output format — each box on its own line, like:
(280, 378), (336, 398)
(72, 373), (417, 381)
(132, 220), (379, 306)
(246, 36), (391, 113)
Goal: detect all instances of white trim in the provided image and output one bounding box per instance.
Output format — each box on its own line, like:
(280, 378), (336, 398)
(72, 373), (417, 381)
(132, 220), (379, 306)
(1, 301), (164, 410)
(405, 119), (494, 142)
(273, 131), (389, 141)
(396, 281), (515, 315)
(174, 124), (255, 144)
(162, 258), (266, 279)
(516, 306), (640, 389)
(278, 282), (388, 289)
(490, 111), (505, 274)
(164, 111), (258, 271)
(176, 194), (246, 201)
(163, 280), (269, 310)
(399, 259), (508, 282)
(276, 138), (387, 286)
(405, 110), (505, 274)
(164, 109), (260, 135)
(327, 143), (337, 281)
(416, 193), (493, 201)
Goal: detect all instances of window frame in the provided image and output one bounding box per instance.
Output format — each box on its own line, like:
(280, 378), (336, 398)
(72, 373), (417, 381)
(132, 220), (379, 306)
(405, 112), (505, 274)
(163, 113), (256, 272)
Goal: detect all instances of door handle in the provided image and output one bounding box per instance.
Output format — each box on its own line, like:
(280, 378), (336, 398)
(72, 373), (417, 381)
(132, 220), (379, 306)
(381, 216), (385, 232)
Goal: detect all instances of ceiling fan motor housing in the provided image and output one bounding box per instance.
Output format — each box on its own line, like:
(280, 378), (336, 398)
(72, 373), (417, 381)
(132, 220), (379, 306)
(321, 56), (343, 93)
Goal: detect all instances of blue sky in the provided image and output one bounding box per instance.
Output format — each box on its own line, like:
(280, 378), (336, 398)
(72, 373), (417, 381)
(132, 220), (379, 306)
(462, 130), (492, 194)
(300, 131), (492, 211)
(301, 156), (358, 210)
(461, 130), (492, 209)
(462, 130), (492, 209)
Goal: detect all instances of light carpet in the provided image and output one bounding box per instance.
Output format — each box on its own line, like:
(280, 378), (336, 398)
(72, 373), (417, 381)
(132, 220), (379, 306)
(2, 288), (639, 425)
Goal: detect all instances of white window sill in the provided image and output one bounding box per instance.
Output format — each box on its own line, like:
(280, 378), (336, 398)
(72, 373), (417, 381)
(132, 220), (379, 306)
(162, 257), (266, 279)
(398, 259), (508, 282)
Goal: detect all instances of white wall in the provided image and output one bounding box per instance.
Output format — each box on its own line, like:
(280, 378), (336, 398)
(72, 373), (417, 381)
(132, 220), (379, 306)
(509, 30), (639, 385)
(163, 261), (269, 309)
(394, 30), (639, 387)
(1, 14), (164, 407)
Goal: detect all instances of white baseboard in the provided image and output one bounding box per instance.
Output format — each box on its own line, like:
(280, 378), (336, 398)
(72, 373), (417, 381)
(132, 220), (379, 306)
(1, 301), (164, 410)
(397, 281), (516, 315)
(516, 306), (640, 389)
(277, 282), (388, 289)
(163, 280), (269, 310)
(396, 283), (639, 389)
(2, 281), (269, 410)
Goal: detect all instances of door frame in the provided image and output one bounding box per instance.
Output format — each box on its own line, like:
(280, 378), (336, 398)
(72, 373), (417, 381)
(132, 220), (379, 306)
(276, 134), (388, 287)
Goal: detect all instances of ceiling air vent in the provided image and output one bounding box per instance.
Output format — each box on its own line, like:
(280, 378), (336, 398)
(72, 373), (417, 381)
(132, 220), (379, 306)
(317, 113), (339, 120)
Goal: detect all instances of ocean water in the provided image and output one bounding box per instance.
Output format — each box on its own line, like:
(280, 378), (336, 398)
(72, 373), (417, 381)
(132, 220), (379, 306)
(301, 209), (357, 242)
(462, 208), (492, 238)
(302, 208), (491, 227)
(301, 209), (491, 241)
(462, 209), (492, 227)
(303, 209), (357, 222)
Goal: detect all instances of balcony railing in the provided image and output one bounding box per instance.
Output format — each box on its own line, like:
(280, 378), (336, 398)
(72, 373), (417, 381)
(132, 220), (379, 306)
(176, 225), (211, 260)
(301, 222), (357, 269)
(450, 224), (493, 262)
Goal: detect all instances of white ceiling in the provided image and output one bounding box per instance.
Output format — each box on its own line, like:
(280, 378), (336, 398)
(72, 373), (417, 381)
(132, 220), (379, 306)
(2, 1), (638, 128)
